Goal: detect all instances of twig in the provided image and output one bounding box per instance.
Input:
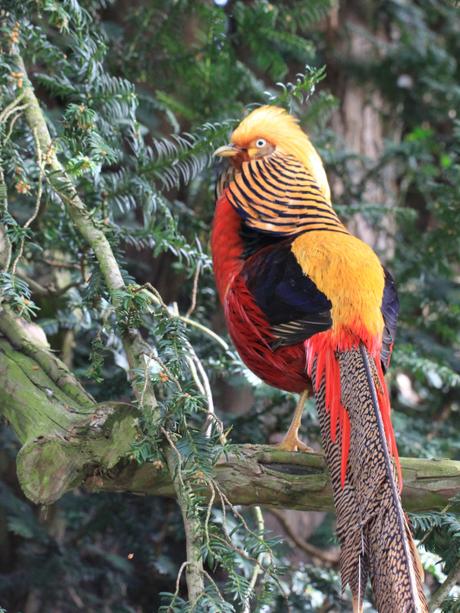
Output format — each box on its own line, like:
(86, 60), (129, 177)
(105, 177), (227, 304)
(163, 427), (205, 604)
(4, 105), (27, 143)
(180, 315), (229, 350)
(137, 283), (229, 350)
(213, 486), (289, 600)
(67, 587), (84, 610)
(167, 560), (191, 612)
(203, 481), (216, 552)
(11, 128), (44, 274)
(51, 280), (81, 296)
(157, 298), (219, 438)
(195, 569), (227, 611)
(242, 506), (265, 613)
(217, 487), (278, 547)
(16, 272), (48, 295)
(187, 342), (220, 438)
(428, 557), (460, 613)
(187, 352), (206, 396)
(0, 92), (26, 124)
(15, 271), (81, 297)
(0, 97), (14, 274)
(41, 257), (81, 270)
(268, 508), (340, 566)
(139, 355), (152, 410)
(185, 261), (201, 318)
(170, 302), (209, 404)
(0, 166), (12, 273)
(167, 561), (227, 613)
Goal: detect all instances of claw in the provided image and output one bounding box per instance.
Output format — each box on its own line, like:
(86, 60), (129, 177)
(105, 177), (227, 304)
(274, 389), (312, 452)
(276, 433), (313, 453)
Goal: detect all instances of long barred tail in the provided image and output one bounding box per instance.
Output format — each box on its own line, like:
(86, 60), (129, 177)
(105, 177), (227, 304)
(309, 341), (427, 612)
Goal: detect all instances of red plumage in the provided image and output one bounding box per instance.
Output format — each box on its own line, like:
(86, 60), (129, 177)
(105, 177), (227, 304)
(212, 195), (307, 393)
(226, 275), (307, 392)
(305, 332), (401, 488)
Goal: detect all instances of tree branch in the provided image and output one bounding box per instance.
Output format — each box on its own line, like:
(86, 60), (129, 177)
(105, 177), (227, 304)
(85, 444), (460, 513)
(0, 334), (137, 504)
(3, 51), (213, 605)
(0, 331), (455, 511)
(268, 508), (340, 565)
(428, 557), (460, 612)
(0, 331), (459, 510)
(3, 51), (459, 611)
(163, 434), (205, 604)
(11, 52), (159, 422)
(0, 308), (93, 409)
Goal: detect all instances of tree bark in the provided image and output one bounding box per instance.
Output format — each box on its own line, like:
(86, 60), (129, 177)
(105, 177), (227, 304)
(1, 334), (458, 510)
(324, 1), (400, 258)
(0, 329), (137, 505)
(84, 445), (460, 514)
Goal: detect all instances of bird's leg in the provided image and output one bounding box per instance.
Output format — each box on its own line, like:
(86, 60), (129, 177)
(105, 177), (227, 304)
(276, 389), (313, 452)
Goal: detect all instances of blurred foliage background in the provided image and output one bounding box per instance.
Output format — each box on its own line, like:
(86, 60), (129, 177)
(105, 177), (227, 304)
(0, 0), (459, 611)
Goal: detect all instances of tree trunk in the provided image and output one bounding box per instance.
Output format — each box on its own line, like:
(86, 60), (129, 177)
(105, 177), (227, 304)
(325, 1), (400, 259)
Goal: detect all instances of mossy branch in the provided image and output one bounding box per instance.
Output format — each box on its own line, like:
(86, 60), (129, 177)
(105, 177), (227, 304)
(85, 445), (460, 514)
(0, 308), (94, 409)
(0, 335), (137, 504)
(11, 52), (159, 423)
(1, 336), (458, 509)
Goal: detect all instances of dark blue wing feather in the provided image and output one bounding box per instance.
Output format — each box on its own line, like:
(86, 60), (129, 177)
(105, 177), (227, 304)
(241, 241), (333, 346)
(380, 269), (400, 371)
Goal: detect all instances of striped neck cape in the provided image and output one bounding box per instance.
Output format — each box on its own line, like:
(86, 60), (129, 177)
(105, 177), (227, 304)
(218, 152), (348, 237)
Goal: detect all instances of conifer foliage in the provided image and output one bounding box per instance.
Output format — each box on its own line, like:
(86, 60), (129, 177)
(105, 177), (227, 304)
(0, 1), (459, 611)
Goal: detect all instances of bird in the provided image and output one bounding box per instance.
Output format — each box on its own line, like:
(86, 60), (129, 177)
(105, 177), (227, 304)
(211, 106), (427, 613)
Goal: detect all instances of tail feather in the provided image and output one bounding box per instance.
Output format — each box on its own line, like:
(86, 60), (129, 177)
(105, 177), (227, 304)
(310, 356), (369, 601)
(374, 357), (403, 487)
(308, 338), (427, 612)
(348, 346), (426, 612)
(407, 514), (427, 605)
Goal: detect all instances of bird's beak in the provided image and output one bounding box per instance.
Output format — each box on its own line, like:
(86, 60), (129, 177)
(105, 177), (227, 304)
(213, 144), (239, 158)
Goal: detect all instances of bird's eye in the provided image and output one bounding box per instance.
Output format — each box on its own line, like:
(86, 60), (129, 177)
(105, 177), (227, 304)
(255, 139), (266, 148)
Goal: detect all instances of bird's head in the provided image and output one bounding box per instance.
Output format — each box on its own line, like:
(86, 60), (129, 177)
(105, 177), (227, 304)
(214, 105), (331, 202)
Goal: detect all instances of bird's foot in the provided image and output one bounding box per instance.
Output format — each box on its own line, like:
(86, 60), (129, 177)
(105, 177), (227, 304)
(275, 433), (313, 453)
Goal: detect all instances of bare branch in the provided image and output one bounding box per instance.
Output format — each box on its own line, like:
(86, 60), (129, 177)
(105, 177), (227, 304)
(268, 507), (339, 566)
(428, 557), (460, 612)
(185, 261), (201, 318)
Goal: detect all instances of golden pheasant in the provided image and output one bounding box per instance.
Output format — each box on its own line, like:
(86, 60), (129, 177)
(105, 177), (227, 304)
(211, 106), (427, 612)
